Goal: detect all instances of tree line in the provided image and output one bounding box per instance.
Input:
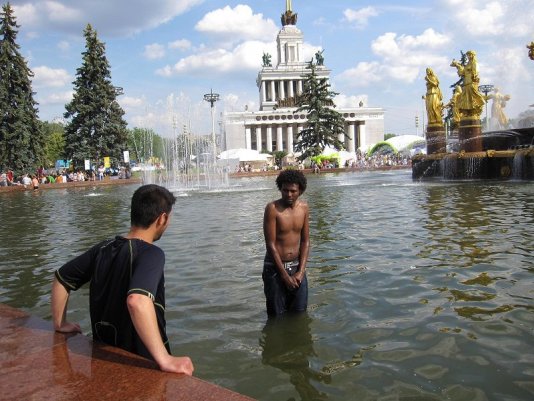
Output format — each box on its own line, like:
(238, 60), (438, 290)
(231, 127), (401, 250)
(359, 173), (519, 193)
(1, 2), (348, 175)
(0, 3), (132, 175)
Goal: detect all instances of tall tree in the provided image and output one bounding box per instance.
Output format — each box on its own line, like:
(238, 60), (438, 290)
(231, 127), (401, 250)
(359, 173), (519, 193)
(0, 2), (44, 174)
(64, 24), (127, 168)
(294, 59), (346, 161)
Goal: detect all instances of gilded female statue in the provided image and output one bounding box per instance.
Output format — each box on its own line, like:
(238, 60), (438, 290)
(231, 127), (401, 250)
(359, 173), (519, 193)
(487, 87), (511, 128)
(424, 68), (443, 125)
(450, 50), (485, 119)
(446, 85), (462, 126)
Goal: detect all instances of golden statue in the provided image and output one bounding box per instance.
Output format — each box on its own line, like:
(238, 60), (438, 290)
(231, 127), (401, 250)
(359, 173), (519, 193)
(446, 85), (463, 126)
(423, 67), (443, 125)
(528, 41), (534, 60)
(450, 50), (485, 119)
(487, 87), (511, 129)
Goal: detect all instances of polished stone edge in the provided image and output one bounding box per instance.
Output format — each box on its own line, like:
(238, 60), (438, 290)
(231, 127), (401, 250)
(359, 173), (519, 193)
(0, 303), (256, 401)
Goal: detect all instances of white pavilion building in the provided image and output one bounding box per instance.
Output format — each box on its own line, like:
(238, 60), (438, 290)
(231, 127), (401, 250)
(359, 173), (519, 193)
(223, 1), (385, 155)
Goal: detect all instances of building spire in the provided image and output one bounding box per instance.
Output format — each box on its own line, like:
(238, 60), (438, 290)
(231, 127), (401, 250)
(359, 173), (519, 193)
(281, 0), (297, 26)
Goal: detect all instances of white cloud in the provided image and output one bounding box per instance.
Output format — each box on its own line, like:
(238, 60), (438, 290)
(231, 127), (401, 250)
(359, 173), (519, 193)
(57, 40), (70, 51)
(120, 96), (145, 109)
(334, 94), (368, 108)
(12, 0), (206, 37)
(156, 40), (277, 77)
(144, 43), (166, 60)
(195, 5), (278, 42)
(169, 39), (191, 51)
(40, 91), (73, 105)
(444, 0), (534, 38)
(337, 29), (451, 88)
(337, 61), (383, 87)
(44, 1), (83, 24)
(32, 66), (71, 88)
(11, 3), (39, 26)
(371, 29), (450, 58)
(343, 7), (379, 29)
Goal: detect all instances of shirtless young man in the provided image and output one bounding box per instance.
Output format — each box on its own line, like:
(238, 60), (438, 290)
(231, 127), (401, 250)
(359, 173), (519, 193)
(263, 169), (310, 316)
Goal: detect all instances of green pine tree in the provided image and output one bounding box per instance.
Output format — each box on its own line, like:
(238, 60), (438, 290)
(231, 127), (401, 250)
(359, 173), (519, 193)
(294, 59), (346, 161)
(0, 2), (45, 174)
(64, 24), (127, 168)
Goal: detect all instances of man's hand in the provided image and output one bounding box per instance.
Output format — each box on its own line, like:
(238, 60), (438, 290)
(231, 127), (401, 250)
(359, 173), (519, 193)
(158, 355), (195, 376)
(127, 294), (195, 375)
(293, 271), (304, 286)
(281, 272), (299, 290)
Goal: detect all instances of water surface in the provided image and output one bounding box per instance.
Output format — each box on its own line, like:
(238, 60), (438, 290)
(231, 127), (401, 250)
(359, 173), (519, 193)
(0, 171), (533, 401)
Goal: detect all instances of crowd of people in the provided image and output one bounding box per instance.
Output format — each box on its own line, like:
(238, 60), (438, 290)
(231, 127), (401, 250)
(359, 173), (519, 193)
(345, 152), (412, 169)
(232, 152), (412, 174)
(0, 165), (132, 189)
(305, 152), (411, 173)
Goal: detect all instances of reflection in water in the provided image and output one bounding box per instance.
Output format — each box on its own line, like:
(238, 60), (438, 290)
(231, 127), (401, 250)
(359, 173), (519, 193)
(260, 313), (331, 401)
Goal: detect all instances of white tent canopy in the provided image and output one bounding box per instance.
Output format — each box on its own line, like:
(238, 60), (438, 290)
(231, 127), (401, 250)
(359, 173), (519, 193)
(218, 148), (272, 162)
(321, 146), (356, 166)
(386, 135), (425, 153)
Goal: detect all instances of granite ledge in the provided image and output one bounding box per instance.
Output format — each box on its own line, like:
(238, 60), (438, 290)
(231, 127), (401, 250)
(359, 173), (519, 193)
(0, 303), (256, 401)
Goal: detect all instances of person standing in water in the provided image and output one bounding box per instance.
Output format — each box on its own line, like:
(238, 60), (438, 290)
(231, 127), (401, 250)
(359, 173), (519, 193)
(263, 170), (310, 316)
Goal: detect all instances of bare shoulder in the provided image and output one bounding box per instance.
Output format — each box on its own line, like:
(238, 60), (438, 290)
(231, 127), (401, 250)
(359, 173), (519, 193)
(297, 199), (309, 211)
(265, 200), (277, 211)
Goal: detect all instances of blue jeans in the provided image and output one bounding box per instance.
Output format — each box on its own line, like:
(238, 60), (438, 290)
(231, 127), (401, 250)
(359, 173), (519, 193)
(263, 254), (308, 316)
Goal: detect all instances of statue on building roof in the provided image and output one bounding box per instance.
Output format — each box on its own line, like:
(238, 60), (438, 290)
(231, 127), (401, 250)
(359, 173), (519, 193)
(281, 0), (298, 26)
(315, 50), (324, 66)
(262, 52), (272, 67)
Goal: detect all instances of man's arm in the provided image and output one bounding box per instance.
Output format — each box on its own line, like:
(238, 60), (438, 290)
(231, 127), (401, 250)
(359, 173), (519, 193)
(126, 293), (194, 375)
(295, 203), (310, 284)
(263, 202), (299, 290)
(51, 277), (81, 333)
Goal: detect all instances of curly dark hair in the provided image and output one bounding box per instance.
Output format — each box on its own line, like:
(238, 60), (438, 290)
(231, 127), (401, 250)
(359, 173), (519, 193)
(275, 169), (307, 193)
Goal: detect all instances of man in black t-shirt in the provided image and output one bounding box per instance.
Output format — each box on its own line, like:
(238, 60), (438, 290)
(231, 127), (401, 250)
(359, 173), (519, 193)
(51, 184), (194, 376)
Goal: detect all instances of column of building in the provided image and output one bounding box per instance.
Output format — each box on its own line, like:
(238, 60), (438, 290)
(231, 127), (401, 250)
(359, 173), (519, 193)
(249, 120), (366, 155)
(260, 79), (307, 106)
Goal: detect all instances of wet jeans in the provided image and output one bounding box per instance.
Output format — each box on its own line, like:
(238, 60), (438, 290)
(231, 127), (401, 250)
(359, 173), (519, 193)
(262, 254), (308, 316)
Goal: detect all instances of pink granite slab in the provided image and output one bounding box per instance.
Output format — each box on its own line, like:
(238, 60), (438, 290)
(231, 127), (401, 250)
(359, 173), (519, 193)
(0, 303), (256, 401)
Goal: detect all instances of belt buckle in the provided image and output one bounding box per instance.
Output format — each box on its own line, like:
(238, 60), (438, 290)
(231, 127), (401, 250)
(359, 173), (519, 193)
(284, 261), (296, 272)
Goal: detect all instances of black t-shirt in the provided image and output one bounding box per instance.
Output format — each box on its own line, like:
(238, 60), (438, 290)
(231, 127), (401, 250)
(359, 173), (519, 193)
(55, 236), (170, 359)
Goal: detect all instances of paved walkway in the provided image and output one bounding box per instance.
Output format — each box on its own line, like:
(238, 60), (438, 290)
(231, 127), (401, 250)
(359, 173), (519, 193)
(0, 303), (255, 401)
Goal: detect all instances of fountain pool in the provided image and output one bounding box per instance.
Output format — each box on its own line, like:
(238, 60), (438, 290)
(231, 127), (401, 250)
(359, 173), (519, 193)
(0, 170), (532, 400)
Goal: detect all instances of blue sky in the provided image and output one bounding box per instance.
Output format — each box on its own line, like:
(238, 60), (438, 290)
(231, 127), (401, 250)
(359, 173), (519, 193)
(7, 0), (534, 138)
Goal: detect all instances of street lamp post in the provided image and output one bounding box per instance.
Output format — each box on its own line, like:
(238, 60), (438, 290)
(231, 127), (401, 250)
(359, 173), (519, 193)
(203, 89), (220, 166)
(478, 84), (494, 132)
